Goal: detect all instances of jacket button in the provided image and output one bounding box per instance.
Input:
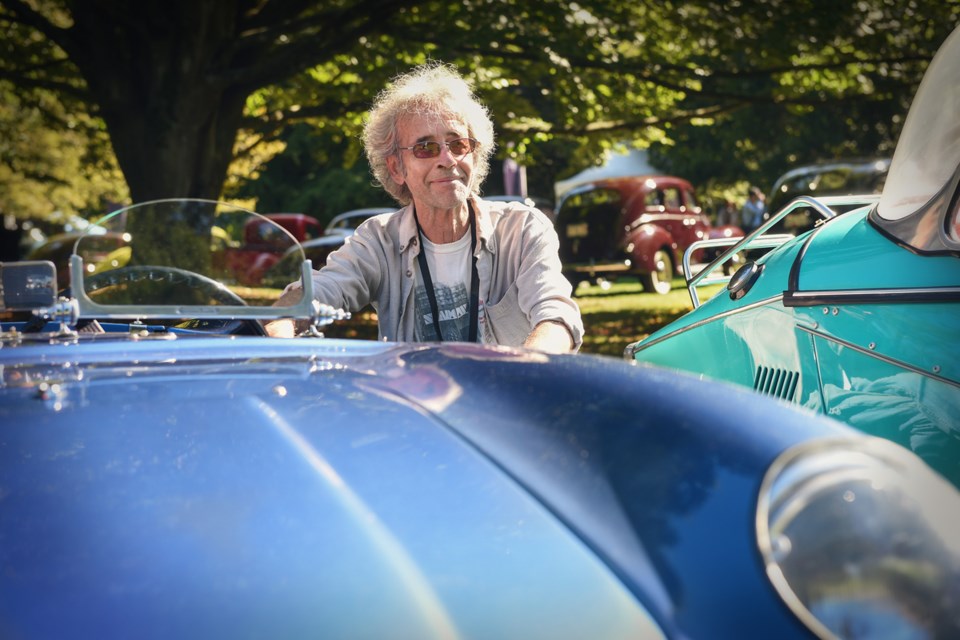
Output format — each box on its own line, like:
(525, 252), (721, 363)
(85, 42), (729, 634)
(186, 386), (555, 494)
(406, 270), (413, 277)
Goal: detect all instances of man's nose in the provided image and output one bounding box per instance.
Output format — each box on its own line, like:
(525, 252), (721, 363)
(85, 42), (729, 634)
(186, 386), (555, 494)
(436, 144), (459, 166)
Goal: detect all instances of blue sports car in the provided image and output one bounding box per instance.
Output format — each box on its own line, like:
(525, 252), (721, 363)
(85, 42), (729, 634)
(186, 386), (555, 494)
(1, 198), (958, 639)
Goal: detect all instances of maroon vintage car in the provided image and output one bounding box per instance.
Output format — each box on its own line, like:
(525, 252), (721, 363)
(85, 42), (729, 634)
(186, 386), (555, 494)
(221, 213), (322, 286)
(556, 176), (743, 293)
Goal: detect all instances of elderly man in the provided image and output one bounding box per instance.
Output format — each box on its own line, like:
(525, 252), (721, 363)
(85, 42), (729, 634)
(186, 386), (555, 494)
(267, 63), (582, 353)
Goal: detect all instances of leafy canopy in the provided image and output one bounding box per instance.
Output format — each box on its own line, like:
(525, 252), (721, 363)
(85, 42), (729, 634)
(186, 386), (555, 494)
(0, 0), (954, 220)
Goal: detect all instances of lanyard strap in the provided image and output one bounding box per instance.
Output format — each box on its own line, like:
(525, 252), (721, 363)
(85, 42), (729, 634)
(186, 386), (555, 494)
(414, 204), (480, 342)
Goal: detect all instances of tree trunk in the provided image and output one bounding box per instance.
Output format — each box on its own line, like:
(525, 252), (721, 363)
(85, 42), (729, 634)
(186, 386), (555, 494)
(103, 89), (248, 202)
(65, 1), (249, 202)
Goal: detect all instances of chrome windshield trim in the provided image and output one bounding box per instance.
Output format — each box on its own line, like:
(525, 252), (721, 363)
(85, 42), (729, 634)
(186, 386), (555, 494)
(681, 195), (878, 309)
(682, 235), (794, 308)
(625, 294), (784, 359)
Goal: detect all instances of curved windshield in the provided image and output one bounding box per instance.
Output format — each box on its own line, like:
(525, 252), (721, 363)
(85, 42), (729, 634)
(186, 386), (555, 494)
(73, 199), (305, 308)
(878, 28), (960, 222)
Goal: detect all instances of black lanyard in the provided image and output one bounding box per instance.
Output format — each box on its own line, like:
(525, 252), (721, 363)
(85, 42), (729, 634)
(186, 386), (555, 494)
(414, 204), (480, 342)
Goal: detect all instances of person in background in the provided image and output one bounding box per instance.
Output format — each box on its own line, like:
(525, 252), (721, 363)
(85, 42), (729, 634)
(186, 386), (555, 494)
(266, 62), (582, 353)
(714, 199), (737, 226)
(740, 186), (766, 233)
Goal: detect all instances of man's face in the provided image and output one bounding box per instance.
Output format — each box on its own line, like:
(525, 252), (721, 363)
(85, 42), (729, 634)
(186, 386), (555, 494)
(388, 114), (474, 213)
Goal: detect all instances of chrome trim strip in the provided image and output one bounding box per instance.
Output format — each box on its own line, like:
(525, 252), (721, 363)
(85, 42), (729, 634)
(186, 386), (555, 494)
(784, 286), (960, 306)
(797, 324), (960, 388)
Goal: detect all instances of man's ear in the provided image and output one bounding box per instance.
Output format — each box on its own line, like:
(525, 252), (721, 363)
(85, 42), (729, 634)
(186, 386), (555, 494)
(386, 155), (405, 186)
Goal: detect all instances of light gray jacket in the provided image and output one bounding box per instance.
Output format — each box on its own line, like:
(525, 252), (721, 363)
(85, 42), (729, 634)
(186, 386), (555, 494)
(295, 196), (583, 349)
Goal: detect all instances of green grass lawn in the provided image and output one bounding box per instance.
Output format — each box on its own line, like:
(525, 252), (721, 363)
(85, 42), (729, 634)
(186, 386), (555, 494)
(320, 277), (724, 358)
(574, 279), (722, 358)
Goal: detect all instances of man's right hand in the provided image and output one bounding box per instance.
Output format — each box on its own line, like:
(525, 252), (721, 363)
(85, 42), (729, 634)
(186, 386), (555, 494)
(264, 318), (296, 337)
(265, 287), (305, 337)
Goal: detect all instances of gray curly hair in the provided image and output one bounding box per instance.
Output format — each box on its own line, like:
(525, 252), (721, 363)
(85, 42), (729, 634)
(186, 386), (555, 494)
(362, 62), (496, 205)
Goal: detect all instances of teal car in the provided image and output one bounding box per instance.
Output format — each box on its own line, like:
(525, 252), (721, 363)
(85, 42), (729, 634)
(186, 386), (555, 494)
(627, 26), (960, 488)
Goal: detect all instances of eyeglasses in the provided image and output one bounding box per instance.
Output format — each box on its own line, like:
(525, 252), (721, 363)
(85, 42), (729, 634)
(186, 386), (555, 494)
(398, 137), (478, 159)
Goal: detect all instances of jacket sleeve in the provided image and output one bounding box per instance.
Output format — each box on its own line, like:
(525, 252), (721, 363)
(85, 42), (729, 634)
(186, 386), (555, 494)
(284, 221), (387, 313)
(513, 211), (584, 350)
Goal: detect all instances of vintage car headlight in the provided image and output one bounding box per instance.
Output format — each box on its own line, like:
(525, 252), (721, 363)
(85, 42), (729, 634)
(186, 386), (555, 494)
(757, 438), (960, 639)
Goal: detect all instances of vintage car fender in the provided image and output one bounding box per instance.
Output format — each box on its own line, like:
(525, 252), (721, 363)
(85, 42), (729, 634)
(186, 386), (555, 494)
(246, 250), (281, 284)
(624, 222), (676, 273)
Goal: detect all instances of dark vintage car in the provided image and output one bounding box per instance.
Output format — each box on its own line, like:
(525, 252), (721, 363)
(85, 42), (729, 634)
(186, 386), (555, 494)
(323, 206), (396, 236)
(765, 158), (891, 235)
(24, 229), (131, 289)
(1, 198), (958, 639)
(555, 175), (743, 293)
(628, 26), (960, 490)
(261, 207), (394, 288)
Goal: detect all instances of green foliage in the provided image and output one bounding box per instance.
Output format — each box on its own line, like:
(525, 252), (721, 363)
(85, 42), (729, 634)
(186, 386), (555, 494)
(645, 0), (957, 208)
(0, 83), (127, 221)
(228, 124), (393, 222)
(0, 0), (955, 220)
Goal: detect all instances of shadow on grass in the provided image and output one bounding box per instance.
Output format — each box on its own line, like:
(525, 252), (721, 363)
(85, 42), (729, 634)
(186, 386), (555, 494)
(321, 307), (379, 341)
(579, 307), (691, 358)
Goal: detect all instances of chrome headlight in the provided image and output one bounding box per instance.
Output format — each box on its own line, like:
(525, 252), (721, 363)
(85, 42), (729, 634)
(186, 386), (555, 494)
(757, 437), (960, 639)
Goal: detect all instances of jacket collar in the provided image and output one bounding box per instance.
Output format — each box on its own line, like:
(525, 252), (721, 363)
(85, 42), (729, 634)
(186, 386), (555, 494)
(471, 195), (496, 254)
(397, 195), (496, 255)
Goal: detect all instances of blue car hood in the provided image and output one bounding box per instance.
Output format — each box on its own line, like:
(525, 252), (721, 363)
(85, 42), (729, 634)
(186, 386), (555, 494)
(0, 337), (842, 639)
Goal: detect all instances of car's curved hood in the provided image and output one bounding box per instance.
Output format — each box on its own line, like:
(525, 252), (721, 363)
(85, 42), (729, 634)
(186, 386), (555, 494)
(0, 338), (842, 638)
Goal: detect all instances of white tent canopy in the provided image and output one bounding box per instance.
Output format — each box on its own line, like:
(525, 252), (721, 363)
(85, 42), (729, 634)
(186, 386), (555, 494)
(554, 148), (662, 200)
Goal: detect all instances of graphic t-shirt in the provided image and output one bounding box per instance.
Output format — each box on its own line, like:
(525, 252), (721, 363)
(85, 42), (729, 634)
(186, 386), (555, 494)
(414, 232), (487, 342)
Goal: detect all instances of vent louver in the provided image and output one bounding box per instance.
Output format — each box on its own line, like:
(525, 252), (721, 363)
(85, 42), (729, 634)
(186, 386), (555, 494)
(753, 366), (799, 402)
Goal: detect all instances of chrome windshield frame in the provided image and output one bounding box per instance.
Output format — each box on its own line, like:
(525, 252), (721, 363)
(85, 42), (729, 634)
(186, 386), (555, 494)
(70, 255), (320, 321)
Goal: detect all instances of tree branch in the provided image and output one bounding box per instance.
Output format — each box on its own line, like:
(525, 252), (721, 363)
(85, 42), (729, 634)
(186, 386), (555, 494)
(226, 0), (413, 88)
(240, 98), (371, 139)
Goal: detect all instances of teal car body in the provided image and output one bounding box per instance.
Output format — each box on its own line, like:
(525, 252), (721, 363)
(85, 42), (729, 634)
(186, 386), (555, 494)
(628, 26), (960, 488)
